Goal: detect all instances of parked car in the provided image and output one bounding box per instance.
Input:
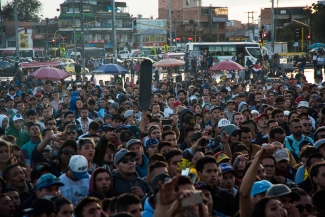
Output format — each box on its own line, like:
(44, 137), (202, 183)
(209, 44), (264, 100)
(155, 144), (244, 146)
(65, 63), (89, 74)
(0, 61), (14, 76)
(118, 50), (131, 59)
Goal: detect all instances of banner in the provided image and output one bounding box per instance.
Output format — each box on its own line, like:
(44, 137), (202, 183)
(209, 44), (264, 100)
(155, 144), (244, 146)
(19, 34), (29, 48)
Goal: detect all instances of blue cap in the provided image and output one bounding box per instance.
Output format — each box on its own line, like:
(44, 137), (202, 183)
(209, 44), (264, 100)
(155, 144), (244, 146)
(251, 180), (272, 197)
(36, 174), (64, 190)
(145, 138), (159, 150)
(219, 163), (237, 175)
(314, 139), (325, 150)
(115, 124), (127, 132)
(99, 124), (114, 132)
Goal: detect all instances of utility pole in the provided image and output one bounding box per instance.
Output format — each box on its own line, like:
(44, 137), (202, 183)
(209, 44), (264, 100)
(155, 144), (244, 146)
(274, 0), (279, 42)
(14, 0), (19, 58)
(244, 11), (256, 41)
(45, 18), (49, 58)
(168, 0), (172, 49)
(81, 0), (86, 79)
(271, 0), (275, 57)
(73, 0), (77, 60)
(0, 0), (2, 48)
(112, 0), (117, 62)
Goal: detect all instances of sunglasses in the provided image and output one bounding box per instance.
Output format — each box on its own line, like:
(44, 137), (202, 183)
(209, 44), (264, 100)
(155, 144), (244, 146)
(303, 124), (312, 127)
(262, 165), (275, 169)
(61, 150), (76, 156)
(295, 204), (313, 213)
(120, 157), (135, 164)
(67, 131), (76, 135)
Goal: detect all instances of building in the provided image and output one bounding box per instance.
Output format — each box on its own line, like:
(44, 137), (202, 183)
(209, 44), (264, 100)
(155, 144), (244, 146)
(261, 7), (311, 30)
(32, 18), (59, 57)
(158, 0), (228, 46)
(2, 21), (34, 49)
(58, 0), (132, 54)
(133, 17), (167, 47)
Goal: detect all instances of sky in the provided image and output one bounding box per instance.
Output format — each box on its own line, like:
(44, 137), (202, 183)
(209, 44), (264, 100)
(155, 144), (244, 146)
(1, 0), (316, 23)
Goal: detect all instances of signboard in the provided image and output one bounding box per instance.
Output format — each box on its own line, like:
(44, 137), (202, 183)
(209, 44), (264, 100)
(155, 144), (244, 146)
(136, 29), (167, 34)
(212, 17), (228, 23)
(19, 34), (29, 48)
(32, 34), (44, 39)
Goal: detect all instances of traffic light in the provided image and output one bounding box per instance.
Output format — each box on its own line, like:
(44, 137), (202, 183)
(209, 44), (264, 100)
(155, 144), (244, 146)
(52, 39), (55, 42)
(262, 32), (267, 39)
(305, 35), (311, 40)
(95, 14), (100, 22)
(133, 17), (137, 26)
(24, 28), (27, 34)
(295, 29), (301, 40)
(259, 31), (262, 39)
(311, 33), (315, 41)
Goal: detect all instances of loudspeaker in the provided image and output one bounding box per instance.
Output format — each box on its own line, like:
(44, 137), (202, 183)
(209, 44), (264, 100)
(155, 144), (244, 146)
(139, 59), (152, 110)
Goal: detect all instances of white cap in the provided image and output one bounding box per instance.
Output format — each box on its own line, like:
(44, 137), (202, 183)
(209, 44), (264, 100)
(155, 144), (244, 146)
(284, 111), (290, 116)
(12, 113), (24, 122)
(251, 110), (259, 115)
(298, 101), (309, 108)
(124, 110), (134, 118)
(189, 95), (198, 101)
(67, 84), (73, 90)
(69, 155), (89, 179)
(108, 99), (115, 103)
(218, 118), (231, 128)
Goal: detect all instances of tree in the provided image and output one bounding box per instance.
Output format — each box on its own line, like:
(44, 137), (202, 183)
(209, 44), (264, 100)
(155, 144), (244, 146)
(1, 0), (42, 23)
(309, 3), (325, 43)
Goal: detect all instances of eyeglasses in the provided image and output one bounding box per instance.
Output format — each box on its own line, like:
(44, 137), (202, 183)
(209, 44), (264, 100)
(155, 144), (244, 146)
(67, 131), (76, 135)
(262, 165), (275, 169)
(120, 157), (135, 164)
(153, 115), (161, 119)
(295, 204), (313, 213)
(303, 123), (312, 127)
(61, 150), (76, 156)
(47, 122), (56, 126)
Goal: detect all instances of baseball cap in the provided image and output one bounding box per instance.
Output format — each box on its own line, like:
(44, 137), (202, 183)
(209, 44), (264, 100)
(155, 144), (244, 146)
(226, 100), (234, 105)
(120, 130), (135, 142)
(108, 99), (115, 103)
(284, 111), (290, 116)
(126, 139), (141, 149)
(124, 110), (134, 118)
(36, 173), (64, 190)
(194, 181), (212, 191)
(189, 95), (198, 101)
(219, 163), (237, 176)
(69, 155), (89, 179)
(64, 111), (74, 118)
(302, 85), (309, 92)
(298, 101), (309, 108)
(251, 110), (259, 115)
(174, 101), (182, 107)
(210, 106), (221, 114)
(145, 138), (159, 150)
(218, 119), (231, 128)
(274, 149), (289, 162)
(314, 139), (325, 150)
(115, 124), (127, 133)
(124, 101), (133, 107)
(266, 184), (300, 201)
(12, 113), (23, 121)
(30, 163), (53, 182)
(214, 152), (231, 164)
(99, 124), (115, 132)
(23, 198), (56, 216)
(110, 102), (119, 109)
(184, 116), (196, 126)
(114, 149), (136, 166)
(256, 114), (269, 122)
(112, 114), (124, 121)
(251, 180), (272, 197)
(220, 124), (240, 137)
(150, 173), (171, 190)
(35, 92), (42, 97)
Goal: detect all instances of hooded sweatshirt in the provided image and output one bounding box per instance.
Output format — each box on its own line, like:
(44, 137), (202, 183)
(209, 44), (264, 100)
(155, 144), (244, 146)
(88, 167), (113, 198)
(0, 115), (8, 129)
(111, 170), (152, 197)
(237, 102), (248, 112)
(136, 154), (149, 178)
(142, 197), (155, 217)
(6, 113), (30, 147)
(69, 91), (80, 112)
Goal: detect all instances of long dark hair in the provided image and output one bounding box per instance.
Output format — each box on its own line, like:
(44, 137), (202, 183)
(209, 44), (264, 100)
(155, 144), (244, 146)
(252, 196), (279, 217)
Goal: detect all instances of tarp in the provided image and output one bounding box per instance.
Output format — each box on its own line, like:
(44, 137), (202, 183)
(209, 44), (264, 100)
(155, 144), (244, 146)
(20, 62), (60, 69)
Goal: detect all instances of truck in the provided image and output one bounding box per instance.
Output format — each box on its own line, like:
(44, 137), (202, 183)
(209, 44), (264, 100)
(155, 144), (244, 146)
(263, 42), (288, 56)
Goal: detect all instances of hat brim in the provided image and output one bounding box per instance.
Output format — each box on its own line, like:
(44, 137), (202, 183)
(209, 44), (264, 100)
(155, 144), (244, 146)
(275, 157), (289, 162)
(72, 171), (89, 179)
(23, 208), (43, 215)
(277, 191), (301, 201)
(116, 152), (137, 166)
(38, 181), (64, 190)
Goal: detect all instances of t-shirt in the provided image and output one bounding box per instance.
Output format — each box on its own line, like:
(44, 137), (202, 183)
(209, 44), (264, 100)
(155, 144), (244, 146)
(59, 173), (91, 206)
(164, 107), (174, 117)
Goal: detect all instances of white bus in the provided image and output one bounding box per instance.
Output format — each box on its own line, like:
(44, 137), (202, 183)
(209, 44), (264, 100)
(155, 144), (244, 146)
(185, 42), (262, 65)
(0, 48), (35, 58)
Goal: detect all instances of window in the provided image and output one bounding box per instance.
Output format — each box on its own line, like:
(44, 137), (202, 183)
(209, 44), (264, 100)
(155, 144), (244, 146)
(209, 45), (222, 56)
(142, 35), (150, 42)
(223, 46), (236, 56)
(280, 10), (286, 14)
(8, 41), (16, 47)
(218, 23), (225, 29)
(186, 0), (190, 6)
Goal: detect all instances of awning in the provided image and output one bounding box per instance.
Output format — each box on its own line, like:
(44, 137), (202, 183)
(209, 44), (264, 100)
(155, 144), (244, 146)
(21, 62), (60, 69)
(58, 13), (96, 19)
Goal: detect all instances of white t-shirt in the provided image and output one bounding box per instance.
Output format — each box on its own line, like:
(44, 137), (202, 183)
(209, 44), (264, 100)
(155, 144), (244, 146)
(59, 173), (91, 206)
(164, 107), (174, 117)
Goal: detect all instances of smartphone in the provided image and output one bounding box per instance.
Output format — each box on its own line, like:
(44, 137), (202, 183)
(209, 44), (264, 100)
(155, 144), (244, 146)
(77, 87), (82, 91)
(69, 125), (77, 131)
(181, 191), (203, 207)
(161, 119), (172, 126)
(200, 138), (206, 147)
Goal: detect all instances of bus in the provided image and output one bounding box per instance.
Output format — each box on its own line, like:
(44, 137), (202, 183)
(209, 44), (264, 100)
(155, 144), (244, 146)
(139, 46), (176, 57)
(185, 42), (262, 65)
(66, 47), (105, 58)
(0, 48), (35, 59)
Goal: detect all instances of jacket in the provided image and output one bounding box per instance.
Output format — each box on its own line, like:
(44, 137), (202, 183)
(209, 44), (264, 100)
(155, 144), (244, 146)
(136, 154), (149, 178)
(111, 170), (152, 197)
(211, 186), (238, 216)
(6, 113), (30, 147)
(0, 114), (8, 129)
(69, 91), (80, 112)
(88, 167), (113, 198)
(142, 197), (155, 217)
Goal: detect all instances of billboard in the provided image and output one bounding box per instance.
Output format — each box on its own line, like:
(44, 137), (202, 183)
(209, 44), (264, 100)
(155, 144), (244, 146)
(19, 34), (29, 48)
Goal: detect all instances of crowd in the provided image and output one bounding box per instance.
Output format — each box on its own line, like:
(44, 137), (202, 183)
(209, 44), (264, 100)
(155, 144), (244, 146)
(0, 55), (324, 217)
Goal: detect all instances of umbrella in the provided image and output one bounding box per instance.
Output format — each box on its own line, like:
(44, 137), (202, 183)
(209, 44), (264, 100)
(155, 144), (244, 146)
(93, 64), (129, 74)
(153, 59), (185, 67)
(309, 43), (325, 49)
(30, 67), (70, 81)
(210, 60), (244, 71)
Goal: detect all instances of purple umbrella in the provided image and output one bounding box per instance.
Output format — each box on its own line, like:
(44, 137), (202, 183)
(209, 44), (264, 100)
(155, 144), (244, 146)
(31, 67), (71, 81)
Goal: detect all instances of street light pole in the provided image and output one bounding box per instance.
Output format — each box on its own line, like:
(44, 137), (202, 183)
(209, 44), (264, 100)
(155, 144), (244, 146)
(81, 0), (86, 79)
(271, 0), (275, 57)
(168, 0), (172, 49)
(73, 0), (77, 60)
(112, 0), (117, 62)
(14, 0), (19, 58)
(45, 18), (49, 58)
